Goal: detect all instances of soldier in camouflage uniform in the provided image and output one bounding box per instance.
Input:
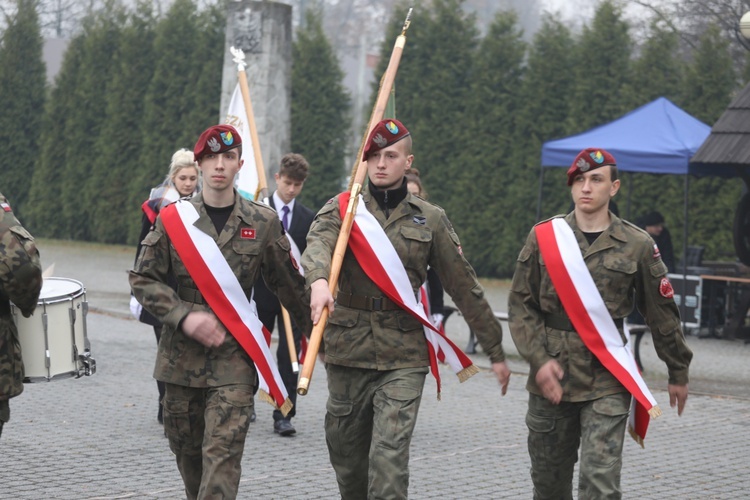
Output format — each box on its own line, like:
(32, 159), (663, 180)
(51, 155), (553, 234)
(0, 192), (43, 439)
(130, 125), (311, 500)
(303, 119), (511, 499)
(508, 148), (693, 499)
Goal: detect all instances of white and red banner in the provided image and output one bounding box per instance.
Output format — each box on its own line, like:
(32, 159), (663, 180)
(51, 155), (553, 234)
(339, 192), (478, 397)
(160, 200), (291, 415)
(534, 218), (660, 444)
(224, 84), (258, 201)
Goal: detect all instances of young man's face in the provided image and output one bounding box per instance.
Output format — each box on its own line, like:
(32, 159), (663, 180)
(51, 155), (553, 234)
(571, 165), (620, 215)
(198, 149), (243, 192)
(367, 139), (413, 190)
(274, 173), (304, 204)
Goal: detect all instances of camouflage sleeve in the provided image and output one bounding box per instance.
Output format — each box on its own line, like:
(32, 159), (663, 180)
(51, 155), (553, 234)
(128, 219), (191, 330)
(636, 238), (692, 385)
(430, 211), (505, 363)
(260, 221), (312, 335)
(0, 199), (42, 318)
(301, 198), (341, 288)
(507, 230), (551, 374)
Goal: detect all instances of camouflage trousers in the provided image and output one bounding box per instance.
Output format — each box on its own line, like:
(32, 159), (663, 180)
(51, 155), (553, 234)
(325, 364), (429, 500)
(162, 383), (255, 500)
(525, 392), (631, 500)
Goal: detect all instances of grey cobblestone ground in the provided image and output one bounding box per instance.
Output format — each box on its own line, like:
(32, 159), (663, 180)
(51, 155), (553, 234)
(2, 239), (750, 499)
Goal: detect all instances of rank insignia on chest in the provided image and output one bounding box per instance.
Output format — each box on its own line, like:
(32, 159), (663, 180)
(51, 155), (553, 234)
(241, 228), (256, 239)
(1, 202), (11, 212)
(413, 215), (426, 225)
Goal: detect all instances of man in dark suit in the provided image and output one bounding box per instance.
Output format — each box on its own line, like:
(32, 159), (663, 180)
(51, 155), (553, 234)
(253, 153), (314, 436)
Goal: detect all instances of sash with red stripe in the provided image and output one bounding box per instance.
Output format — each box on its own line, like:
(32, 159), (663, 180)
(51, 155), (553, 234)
(338, 192), (478, 398)
(535, 218), (660, 445)
(160, 200), (292, 416)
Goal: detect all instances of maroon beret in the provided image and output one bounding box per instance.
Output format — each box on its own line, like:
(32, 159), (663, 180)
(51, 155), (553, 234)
(362, 119), (410, 160)
(193, 124), (242, 161)
(566, 147), (616, 186)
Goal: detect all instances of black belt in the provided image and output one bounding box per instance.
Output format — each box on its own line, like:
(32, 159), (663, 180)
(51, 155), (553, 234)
(178, 287), (205, 304)
(336, 291), (401, 311)
(544, 313), (622, 331)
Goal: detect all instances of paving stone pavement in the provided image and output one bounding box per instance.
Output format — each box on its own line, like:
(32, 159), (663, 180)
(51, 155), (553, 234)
(2, 239), (750, 499)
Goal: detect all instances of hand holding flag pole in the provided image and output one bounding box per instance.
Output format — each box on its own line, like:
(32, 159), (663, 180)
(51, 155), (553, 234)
(230, 46), (269, 203)
(297, 8), (413, 396)
(231, 45), (299, 371)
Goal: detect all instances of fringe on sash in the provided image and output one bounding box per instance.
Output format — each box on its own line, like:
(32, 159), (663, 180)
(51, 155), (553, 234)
(456, 364), (479, 383)
(628, 426), (645, 449)
(648, 405), (662, 419)
(258, 390), (294, 417)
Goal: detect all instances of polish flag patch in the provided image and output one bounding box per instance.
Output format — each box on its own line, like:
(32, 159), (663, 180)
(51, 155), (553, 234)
(1, 202), (11, 212)
(659, 277), (674, 298)
(289, 250), (299, 270)
(241, 228), (256, 239)
(653, 244), (661, 260)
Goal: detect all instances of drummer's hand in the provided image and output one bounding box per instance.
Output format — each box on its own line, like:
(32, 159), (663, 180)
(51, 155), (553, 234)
(310, 279), (334, 325)
(181, 311), (226, 348)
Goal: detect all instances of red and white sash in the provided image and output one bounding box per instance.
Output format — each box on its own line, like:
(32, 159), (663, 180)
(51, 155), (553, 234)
(160, 200), (292, 416)
(535, 218), (660, 445)
(339, 192), (478, 397)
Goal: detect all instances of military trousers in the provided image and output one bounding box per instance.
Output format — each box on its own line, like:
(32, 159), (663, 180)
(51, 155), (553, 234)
(325, 364), (429, 500)
(525, 391), (631, 500)
(162, 383), (255, 500)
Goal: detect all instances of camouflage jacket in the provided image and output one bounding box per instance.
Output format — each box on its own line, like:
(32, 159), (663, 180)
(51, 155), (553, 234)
(508, 212), (692, 402)
(0, 192), (43, 401)
(129, 191), (311, 387)
(302, 187), (505, 370)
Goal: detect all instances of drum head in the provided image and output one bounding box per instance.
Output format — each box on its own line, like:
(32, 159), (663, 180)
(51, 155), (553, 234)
(40, 277), (84, 301)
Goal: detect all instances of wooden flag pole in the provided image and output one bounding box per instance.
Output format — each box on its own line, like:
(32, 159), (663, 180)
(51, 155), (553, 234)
(297, 8), (413, 396)
(230, 46), (298, 371)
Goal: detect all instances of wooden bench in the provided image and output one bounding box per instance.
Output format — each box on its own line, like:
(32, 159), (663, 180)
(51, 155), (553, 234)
(444, 306), (646, 372)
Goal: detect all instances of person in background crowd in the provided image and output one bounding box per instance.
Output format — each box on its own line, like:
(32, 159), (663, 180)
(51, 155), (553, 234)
(303, 118), (511, 499)
(131, 148), (200, 425)
(130, 125), (311, 499)
(253, 153), (314, 436)
(0, 192), (43, 439)
(508, 147), (692, 499)
(639, 211), (675, 272)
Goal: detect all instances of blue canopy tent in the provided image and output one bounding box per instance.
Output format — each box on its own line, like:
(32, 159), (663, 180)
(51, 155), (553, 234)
(541, 97), (711, 176)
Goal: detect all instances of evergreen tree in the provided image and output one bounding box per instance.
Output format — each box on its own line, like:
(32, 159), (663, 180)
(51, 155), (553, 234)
(90, 3), (156, 244)
(567, 0), (632, 132)
(516, 14), (577, 234)
(0, 0), (46, 218)
(457, 10), (526, 276)
(292, 8), (351, 209)
(681, 23), (739, 262)
(60, 4), (125, 240)
(26, 34), (86, 238)
(131, 0), (202, 238)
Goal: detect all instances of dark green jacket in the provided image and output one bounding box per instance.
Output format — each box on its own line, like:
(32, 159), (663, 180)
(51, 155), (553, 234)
(129, 191), (311, 387)
(302, 187), (505, 370)
(508, 212), (692, 402)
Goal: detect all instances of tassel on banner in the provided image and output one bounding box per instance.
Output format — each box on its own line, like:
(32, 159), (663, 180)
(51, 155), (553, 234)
(456, 364), (479, 383)
(257, 391), (293, 418)
(648, 406), (662, 419)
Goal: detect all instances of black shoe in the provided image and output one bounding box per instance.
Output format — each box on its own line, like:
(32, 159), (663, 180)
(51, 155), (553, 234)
(249, 410), (256, 423)
(273, 419), (296, 436)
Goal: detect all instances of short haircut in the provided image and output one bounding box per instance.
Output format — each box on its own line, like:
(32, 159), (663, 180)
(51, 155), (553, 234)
(610, 165), (619, 182)
(279, 153), (309, 182)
